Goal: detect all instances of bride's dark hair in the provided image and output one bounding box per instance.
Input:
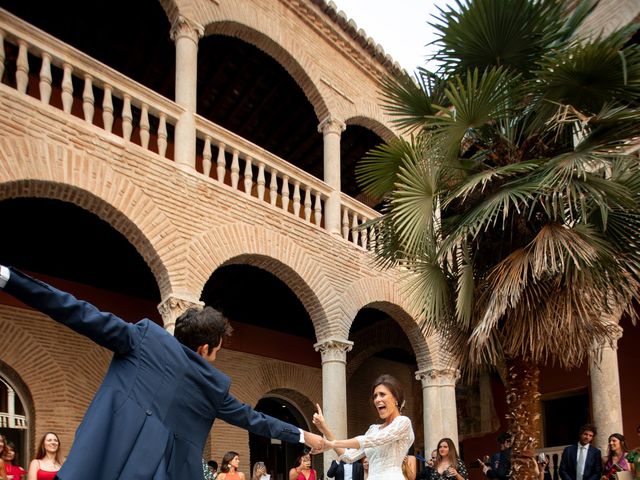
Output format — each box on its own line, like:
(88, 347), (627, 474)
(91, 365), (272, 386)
(371, 374), (405, 411)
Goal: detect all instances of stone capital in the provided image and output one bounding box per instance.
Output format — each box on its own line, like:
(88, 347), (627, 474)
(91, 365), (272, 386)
(318, 115), (346, 136)
(157, 293), (204, 333)
(591, 323), (624, 353)
(415, 368), (460, 388)
(314, 337), (353, 364)
(170, 16), (204, 43)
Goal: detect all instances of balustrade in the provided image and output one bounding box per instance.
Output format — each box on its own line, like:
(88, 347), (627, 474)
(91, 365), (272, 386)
(0, 8), (382, 247)
(0, 10), (183, 159)
(340, 194), (379, 250)
(196, 116), (333, 229)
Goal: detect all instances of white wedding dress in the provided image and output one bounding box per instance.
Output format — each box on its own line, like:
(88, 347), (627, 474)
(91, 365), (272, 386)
(340, 415), (414, 480)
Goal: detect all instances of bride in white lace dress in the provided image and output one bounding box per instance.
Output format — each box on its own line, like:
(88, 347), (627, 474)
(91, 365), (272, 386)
(312, 374), (415, 480)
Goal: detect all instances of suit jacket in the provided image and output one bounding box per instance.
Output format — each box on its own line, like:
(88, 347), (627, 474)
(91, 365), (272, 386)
(559, 444), (603, 480)
(486, 448), (511, 480)
(3, 268), (301, 480)
(327, 460), (365, 480)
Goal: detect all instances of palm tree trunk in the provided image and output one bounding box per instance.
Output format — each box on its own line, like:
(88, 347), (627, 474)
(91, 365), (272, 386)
(504, 356), (542, 480)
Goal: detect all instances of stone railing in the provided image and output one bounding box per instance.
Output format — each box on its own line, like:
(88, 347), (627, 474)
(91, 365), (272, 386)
(195, 116), (333, 228)
(340, 193), (380, 249)
(0, 8), (381, 248)
(0, 8), (184, 159)
(535, 445), (568, 480)
(0, 412), (28, 429)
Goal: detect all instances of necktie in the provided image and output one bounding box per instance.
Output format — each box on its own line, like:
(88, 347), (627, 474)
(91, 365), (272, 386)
(577, 446), (586, 480)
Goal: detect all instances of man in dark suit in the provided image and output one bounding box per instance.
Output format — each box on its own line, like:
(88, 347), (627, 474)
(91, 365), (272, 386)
(559, 424), (603, 480)
(0, 266), (324, 480)
(482, 433), (512, 480)
(327, 459), (365, 480)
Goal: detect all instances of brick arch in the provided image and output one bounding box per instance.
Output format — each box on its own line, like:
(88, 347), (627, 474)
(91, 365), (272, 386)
(228, 362), (321, 426)
(202, 21), (329, 120)
(347, 318), (415, 380)
(183, 223), (332, 338)
(0, 136), (175, 296)
(346, 115), (397, 143)
(337, 277), (434, 369)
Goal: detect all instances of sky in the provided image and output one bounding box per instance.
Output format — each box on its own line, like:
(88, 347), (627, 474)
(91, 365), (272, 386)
(333, 0), (454, 74)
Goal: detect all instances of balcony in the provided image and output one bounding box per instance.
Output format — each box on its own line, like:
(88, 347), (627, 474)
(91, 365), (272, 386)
(0, 8), (380, 250)
(0, 411), (27, 429)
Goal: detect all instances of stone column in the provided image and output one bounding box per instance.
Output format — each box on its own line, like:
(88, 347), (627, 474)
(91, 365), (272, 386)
(314, 337), (353, 473)
(171, 16), (204, 170)
(589, 323), (624, 453)
(318, 116), (346, 235)
(416, 368), (460, 453)
(157, 293), (204, 333)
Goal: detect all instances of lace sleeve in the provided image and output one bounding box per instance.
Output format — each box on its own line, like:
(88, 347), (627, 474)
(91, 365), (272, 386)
(339, 447), (366, 463)
(338, 424), (375, 463)
(359, 416), (412, 449)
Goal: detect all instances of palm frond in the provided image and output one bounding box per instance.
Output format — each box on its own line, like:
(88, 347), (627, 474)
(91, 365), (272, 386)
(379, 72), (439, 133)
(443, 160), (540, 208)
(389, 149), (441, 258)
(356, 137), (416, 199)
(535, 27), (640, 114)
(442, 181), (536, 249)
(428, 67), (522, 161)
(430, 0), (570, 75)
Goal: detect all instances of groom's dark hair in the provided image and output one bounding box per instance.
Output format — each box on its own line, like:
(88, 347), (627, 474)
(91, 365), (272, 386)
(175, 306), (233, 353)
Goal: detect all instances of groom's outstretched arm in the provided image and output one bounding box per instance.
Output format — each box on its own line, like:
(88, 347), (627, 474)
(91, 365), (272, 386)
(0, 266), (142, 354)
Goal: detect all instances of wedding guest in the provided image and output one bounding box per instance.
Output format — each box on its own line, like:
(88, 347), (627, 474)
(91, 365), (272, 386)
(430, 438), (468, 480)
(218, 451), (245, 480)
(252, 461), (269, 480)
(0, 434), (7, 480)
(2, 441), (27, 480)
(27, 433), (62, 480)
(627, 425), (640, 480)
(559, 424), (601, 480)
(289, 453), (316, 480)
(603, 434), (631, 480)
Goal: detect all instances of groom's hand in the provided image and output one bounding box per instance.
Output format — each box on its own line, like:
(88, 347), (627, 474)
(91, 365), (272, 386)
(303, 431), (325, 450)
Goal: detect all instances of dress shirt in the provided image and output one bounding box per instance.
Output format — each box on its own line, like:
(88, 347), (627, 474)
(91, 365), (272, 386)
(344, 462), (353, 480)
(576, 444), (589, 480)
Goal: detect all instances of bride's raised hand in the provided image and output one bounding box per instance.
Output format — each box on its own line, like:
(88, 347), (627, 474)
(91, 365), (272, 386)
(312, 403), (328, 433)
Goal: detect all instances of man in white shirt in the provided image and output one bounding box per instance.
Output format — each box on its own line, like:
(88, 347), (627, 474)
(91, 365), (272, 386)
(559, 424), (603, 480)
(327, 459), (365, 480)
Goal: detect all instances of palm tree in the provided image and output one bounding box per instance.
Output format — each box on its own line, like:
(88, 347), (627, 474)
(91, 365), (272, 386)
(357, 1), (640, 478)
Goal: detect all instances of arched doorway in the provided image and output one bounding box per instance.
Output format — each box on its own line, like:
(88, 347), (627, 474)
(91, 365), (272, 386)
(249, 397), (307, 480)
(0, 374), (31, 469)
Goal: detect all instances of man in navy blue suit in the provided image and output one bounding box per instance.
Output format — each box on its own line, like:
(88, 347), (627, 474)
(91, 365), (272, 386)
(559, 424), (603, 480)
(0, 266), (324, 480)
